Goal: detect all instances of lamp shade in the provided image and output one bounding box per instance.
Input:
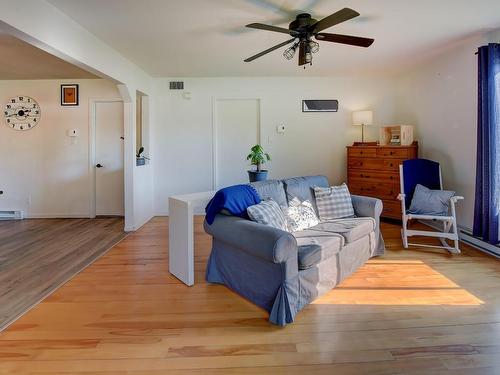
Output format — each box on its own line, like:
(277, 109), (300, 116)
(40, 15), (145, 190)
(352, 110), (373, 126)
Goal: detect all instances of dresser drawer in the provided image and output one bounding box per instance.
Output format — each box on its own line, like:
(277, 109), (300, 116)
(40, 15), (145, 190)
(377, 148), (409, 158)
(348, 148), (376, 158)
(348, 170), (399, 184)
(382, 200), (402, 219)
(349, 182), (399, 200)
(348, 158), (404, 171)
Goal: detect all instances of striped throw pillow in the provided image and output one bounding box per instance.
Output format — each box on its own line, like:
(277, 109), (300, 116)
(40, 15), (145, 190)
(313, 183), (355, 220)
(247, 199), (287, 231)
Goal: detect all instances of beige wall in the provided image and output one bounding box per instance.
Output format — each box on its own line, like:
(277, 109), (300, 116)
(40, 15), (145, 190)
(153, 76), (397, 215)
(0, 79), (121, 217)
(395, 30), (500, 229)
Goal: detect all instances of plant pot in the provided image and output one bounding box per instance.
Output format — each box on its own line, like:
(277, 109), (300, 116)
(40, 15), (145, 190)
(248, 170), (268, 182)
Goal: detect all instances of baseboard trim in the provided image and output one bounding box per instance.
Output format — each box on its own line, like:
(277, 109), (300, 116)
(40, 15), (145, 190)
(25, 214), (90, 219)
(459, 228), (500, 258)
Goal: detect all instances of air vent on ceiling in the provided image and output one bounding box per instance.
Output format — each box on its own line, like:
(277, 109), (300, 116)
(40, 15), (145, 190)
(169, 81), (184, 90)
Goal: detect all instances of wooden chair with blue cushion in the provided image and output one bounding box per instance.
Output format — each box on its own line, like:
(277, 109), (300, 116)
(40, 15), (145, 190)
(398, 159), (464, 254)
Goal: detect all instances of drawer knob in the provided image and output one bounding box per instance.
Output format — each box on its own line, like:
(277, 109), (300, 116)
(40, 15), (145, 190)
(390, 151), (394, 155)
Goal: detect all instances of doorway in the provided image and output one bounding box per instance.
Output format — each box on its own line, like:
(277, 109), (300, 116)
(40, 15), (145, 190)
(91, 100), (124, 217)
(214, 98), (260, 189)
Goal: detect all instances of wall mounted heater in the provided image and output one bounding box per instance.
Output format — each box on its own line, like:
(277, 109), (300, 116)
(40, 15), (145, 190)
(302, 99), (338, 112)
(0, 210), (24, 220)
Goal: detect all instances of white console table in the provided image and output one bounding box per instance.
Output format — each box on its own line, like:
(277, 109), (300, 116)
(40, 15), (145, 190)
(168, 191), (215, 286)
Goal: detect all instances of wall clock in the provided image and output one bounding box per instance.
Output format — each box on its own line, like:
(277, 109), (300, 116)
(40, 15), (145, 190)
(4, 96), (41, 131)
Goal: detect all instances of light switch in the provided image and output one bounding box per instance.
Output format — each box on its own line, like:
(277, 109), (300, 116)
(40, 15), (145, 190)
(67, 129), (79, 137)
(276, 124), (285, 134)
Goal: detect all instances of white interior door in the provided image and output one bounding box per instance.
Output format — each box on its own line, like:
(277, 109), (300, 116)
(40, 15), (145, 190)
(95, 101), (124, 216)
(215, 99), (260, 188)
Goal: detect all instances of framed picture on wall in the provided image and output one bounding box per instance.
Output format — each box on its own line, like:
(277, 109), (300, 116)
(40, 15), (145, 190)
(61, 84), (79, 106)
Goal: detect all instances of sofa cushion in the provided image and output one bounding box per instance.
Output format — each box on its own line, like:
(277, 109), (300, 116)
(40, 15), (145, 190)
(250, 180), (288, 207)
(310, 217), (375, 244)
(282, 175), (329, 215)
(297, 244), (322, 270)
(293, 229), (344, 269)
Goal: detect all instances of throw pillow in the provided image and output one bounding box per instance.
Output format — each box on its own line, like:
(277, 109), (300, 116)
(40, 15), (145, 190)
(313, 183), (355, 220)
(285, 197), (319, 232)
(247, 199), (287, 231)
(408, 184), (455, 216)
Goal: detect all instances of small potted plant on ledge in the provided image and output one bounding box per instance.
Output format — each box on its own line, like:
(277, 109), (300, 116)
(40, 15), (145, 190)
(247, 144), (271, 182)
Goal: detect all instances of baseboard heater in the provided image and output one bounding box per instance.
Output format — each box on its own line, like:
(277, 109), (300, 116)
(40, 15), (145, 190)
(0, 210), (24, 220)
(459, 227), (500, 258)
(418, 219), (500, 258)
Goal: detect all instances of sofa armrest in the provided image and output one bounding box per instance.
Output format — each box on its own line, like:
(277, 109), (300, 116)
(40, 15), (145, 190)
(204, 215), (297, 264)
(351, 194), (383, 219)
(351, 194), (385, 255)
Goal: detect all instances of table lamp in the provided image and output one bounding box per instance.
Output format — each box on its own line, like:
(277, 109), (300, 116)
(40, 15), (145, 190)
(352, 110), (373, 144)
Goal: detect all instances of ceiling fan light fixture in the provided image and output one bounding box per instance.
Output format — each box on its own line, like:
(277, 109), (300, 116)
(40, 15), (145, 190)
(309, 40), (319, 54)
(283, 42), (298, 60)
(305, 43), (312, 64)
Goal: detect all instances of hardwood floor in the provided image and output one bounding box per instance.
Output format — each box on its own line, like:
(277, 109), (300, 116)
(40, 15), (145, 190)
(0, 217), (499, 374)
(0, 218), (126, 331)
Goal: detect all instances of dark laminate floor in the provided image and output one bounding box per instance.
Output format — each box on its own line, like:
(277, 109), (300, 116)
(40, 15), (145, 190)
(0, 218), (126, 331)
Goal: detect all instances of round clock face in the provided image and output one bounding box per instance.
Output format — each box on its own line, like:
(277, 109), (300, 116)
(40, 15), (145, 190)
(4, 96), (41, 131)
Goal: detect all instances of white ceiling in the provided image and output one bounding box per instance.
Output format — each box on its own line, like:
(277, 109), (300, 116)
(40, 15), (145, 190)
(47, 0), (500, 77)
(0, 30), (98, 80)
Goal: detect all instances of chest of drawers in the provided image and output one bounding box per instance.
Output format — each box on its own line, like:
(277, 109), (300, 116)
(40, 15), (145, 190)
(346, 143), (418, 219)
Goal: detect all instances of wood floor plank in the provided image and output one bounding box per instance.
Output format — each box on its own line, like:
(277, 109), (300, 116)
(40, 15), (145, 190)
(0, 216), (499, 374)
(0, 218), (126, 331)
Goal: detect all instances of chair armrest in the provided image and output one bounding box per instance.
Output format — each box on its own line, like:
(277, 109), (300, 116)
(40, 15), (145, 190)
(397, 193), (405, 201)
(351, 195), (383, 219)
(204, 215), (297, 264)
(451, 195), (464, 203)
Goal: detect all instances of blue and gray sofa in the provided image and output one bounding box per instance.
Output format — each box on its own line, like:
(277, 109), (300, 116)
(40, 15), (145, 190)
(204, 175), (385, 326)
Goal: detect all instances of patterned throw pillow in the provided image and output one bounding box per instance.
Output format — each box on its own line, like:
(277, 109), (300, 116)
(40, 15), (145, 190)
(247, 199), (287, 231)
(285, 197), (319, 232)
(313, 183), (355, 220)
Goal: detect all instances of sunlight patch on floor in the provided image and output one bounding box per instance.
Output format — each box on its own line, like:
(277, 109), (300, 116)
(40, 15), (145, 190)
(312, 260), (484, 306)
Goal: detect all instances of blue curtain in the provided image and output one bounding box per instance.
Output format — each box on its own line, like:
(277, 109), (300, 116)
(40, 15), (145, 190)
(473, 43), (500, 245)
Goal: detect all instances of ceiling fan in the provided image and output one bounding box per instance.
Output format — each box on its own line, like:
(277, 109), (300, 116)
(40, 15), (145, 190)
(244, 8), (374, 67)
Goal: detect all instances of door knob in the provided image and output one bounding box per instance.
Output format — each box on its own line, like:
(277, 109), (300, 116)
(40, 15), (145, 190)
(96, 163), (103, 168)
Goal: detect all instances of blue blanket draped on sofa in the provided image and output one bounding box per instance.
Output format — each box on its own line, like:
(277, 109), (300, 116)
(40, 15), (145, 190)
(205, 184), (261, 224)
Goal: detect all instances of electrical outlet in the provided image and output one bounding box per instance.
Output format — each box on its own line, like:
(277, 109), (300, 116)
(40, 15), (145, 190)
(27, 195), (32, 206)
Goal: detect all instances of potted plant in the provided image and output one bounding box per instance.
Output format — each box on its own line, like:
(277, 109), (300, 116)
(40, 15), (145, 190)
(136, 146), (149, 166)
(246, 144), (271, 182)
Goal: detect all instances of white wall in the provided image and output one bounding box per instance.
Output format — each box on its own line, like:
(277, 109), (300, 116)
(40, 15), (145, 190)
(0, 79), (121, 217)
(395, 29), (500, 229)
(0, 0), (156, 231)
(153, 76), (396, 215)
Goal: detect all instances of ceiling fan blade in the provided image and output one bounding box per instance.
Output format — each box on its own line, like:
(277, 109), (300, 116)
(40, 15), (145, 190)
(315, 33), (374, 47)
(298, 40), (307, 66)
(244, 38), (296, 62)
(246, 23), (297, 36)
(312, 8), (360, 33)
